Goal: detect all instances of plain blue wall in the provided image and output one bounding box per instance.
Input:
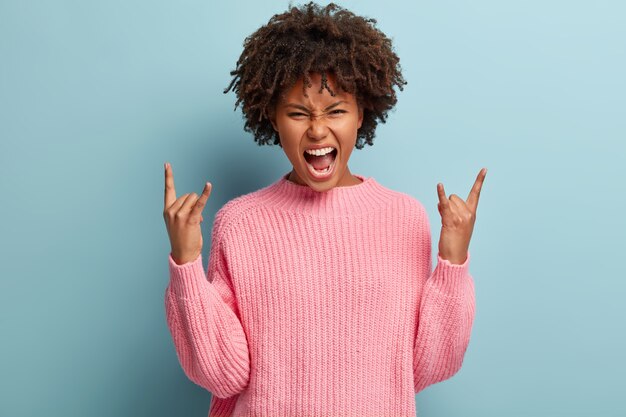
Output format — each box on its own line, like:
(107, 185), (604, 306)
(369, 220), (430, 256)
(1, 0), (625, 416)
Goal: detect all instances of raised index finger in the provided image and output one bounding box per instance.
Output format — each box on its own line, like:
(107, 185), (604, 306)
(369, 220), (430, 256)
(164, 162), (177, 210)
(466, 167), (487, 212)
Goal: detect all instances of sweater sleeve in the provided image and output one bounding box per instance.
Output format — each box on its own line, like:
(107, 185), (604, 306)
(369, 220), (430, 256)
(164, 211), (250, 399)
(413, 207), (476, 394)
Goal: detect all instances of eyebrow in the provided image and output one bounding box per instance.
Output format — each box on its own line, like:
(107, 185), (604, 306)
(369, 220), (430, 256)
(284, 101), (347, 112)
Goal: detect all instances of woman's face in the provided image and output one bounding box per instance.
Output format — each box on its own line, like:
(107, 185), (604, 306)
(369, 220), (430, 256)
(270, 72), (364, 192)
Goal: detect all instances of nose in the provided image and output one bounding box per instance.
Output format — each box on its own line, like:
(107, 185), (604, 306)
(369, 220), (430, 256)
(307, 114), (329, 141)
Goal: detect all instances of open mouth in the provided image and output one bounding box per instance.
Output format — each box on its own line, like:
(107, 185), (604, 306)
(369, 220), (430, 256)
(303, 148), (337, 168)
(303, 148), (337, 177)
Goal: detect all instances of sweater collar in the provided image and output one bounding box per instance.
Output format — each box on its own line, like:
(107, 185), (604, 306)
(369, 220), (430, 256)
(258, 171), (396, 216)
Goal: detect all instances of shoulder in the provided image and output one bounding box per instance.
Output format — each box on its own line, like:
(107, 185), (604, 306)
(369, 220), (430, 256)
(375, 183), (434, 241)
(371, 180), (434, 238)
(211, 184), (274, 240)
(375, 179), (428, 217)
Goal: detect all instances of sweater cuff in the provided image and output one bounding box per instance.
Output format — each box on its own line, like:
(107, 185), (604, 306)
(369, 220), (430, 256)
(428, 250), (471, 296)
(167, 252), (209, 299)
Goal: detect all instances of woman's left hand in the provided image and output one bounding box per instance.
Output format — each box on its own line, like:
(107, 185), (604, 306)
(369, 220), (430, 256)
(436, 168), (487, 264)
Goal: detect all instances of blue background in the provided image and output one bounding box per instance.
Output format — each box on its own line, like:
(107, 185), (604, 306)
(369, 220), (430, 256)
(1, 0), (625, 416)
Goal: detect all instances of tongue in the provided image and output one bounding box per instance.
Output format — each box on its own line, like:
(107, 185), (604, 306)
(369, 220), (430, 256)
(307, 152), (335, 170)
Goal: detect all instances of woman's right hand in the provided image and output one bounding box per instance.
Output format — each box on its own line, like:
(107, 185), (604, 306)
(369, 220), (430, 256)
(163, 162), (212, 265)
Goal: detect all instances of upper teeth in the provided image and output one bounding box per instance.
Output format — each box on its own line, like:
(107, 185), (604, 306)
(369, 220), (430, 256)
(305, 147), (335, 156)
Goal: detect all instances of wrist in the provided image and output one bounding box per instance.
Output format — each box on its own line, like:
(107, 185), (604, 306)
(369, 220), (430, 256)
(438, 251), (468, 265)
(171, 251), (200, 265)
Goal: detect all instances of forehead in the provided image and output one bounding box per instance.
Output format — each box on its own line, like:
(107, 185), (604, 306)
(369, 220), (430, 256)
(279, 72), (354, 103)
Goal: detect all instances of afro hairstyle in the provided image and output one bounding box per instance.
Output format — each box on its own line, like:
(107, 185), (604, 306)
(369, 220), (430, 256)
(223, 1), (407, 149)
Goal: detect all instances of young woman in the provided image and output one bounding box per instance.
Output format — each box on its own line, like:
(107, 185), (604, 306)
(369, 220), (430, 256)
(163, 2), (486, 416)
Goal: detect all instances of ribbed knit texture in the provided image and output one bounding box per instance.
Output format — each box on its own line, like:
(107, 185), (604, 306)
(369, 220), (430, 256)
(164, 172), (475, 417)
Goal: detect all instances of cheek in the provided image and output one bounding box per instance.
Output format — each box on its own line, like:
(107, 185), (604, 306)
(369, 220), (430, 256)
(332, 119), (359, 142)
(277, 119), (304, 138)
(277, 128), (302, 157)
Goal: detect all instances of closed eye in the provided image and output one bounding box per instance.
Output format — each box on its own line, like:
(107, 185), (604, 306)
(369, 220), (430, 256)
(288, 110), (346, 117)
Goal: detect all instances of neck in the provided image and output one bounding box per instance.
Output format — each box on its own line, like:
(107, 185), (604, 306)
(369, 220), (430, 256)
(286, 168), (363, 189)
(252, 171), (397, 217)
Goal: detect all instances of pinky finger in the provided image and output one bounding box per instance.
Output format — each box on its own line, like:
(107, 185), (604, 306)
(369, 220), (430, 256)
(191, 182), (212, 218)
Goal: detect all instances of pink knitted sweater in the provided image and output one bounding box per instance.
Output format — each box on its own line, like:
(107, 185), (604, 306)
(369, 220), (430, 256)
(165, 172), (475, 417)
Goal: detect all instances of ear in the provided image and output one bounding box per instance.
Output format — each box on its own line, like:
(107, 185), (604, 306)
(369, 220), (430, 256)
(357, 106), (364, 129)
(269, 107), (279, 132)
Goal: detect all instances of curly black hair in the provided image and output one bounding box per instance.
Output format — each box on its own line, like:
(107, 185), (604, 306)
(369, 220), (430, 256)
(223, 1), (407, 150)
